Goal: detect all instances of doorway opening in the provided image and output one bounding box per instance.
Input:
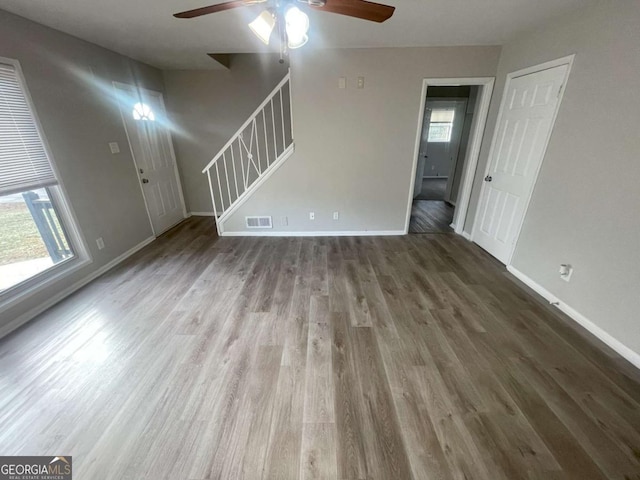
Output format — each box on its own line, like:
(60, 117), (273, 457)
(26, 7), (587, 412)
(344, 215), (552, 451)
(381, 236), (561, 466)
(405, 78), (494, 235)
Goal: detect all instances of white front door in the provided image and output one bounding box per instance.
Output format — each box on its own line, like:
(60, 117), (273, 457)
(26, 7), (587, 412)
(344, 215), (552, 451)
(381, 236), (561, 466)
(116, 84), (185, 236)
(474, 63), (569, 264)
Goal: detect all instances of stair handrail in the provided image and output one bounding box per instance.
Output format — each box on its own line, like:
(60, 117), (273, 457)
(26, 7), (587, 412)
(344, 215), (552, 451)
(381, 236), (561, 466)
(202, 71), (291, 174)
(202, 69), (294, 233)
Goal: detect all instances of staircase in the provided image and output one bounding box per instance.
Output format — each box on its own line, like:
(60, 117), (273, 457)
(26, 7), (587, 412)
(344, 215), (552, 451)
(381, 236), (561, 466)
(203, 71), (294, 234)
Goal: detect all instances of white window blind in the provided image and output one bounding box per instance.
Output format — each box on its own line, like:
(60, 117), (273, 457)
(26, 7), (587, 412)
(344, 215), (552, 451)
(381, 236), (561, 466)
(0, 62), (57, 196)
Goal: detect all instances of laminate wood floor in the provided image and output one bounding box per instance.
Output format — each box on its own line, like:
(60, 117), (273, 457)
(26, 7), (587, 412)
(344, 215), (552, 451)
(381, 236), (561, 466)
(415, 178), (447, 201)
(409, 200), (454, 233)
(1, 216), (640, 479)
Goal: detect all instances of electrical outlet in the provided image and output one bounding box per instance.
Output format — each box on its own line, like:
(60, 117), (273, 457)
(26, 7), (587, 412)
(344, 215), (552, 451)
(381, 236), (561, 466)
(309, 212), (315, 220)
(108, 142), (120, 154)
(333, 211), (339, 220)
(357, 76), (365, 89)
(559, 264), (573, 282)
(281, 216), (288, 226)
(96, 237), (105, 250)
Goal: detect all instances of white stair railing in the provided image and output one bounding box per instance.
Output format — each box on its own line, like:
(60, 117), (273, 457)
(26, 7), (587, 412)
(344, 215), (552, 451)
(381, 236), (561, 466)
(203, 71), (293, 228)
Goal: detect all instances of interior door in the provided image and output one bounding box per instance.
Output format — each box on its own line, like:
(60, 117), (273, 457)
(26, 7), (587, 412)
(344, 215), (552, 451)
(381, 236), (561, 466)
(116, 84), (185, 236)
(474, 64), (569, 263)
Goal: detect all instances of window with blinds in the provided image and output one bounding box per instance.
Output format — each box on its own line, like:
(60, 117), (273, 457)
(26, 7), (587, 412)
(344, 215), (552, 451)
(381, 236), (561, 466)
(0, 62), (58, 196)
(0, 60), (78, 297)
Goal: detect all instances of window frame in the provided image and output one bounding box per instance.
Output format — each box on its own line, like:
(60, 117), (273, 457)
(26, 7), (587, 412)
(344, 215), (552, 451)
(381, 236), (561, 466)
(427, 108), (456, 143)
(0, 56), (91, 315)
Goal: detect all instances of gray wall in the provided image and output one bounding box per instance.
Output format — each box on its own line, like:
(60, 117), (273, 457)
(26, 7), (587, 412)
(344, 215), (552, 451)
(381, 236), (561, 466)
(0, 9), (164, 328)
(466, 1), (640, 353)
(223, 46), (501, 233)
(163, 55), (289, 213)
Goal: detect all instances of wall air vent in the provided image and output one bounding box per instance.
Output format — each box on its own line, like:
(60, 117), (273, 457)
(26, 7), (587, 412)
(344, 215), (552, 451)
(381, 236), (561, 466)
(245, 216), (273, 228)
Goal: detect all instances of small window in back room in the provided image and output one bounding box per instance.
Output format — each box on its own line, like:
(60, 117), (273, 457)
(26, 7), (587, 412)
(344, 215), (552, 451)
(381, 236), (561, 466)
(0, 60), (83, 295)
(428, 108), (455, 143)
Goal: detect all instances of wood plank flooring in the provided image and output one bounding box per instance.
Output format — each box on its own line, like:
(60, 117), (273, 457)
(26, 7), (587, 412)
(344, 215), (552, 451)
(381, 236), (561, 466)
(409, 200), (454, 233)
(1, 216), (640, 479)
(415, 178), (447, 201)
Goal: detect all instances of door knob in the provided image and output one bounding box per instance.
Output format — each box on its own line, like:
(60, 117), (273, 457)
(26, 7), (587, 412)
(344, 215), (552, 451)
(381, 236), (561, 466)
(484, 175), (493, 182)
(142, 178), (149, 184)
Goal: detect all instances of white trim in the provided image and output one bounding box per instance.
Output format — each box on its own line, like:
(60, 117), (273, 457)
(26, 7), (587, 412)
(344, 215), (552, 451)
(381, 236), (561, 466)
(221, 230), (405, 237)
(0, 256), (91, 315)
(461, 231), (473, 241)
(470, 55), (575, 265)
(188, 211), (219, 217)
(507, 265), (640, 370)
(404, 77), (495, 235)
(217, 144), (295, 229)
(405, 80), (429, 232)
(0, 236), (155, 340)
(452, 79), (494, 234)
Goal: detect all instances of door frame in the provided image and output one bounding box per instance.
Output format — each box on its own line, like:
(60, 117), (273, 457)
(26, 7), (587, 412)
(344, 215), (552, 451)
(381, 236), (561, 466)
(470, 55), (575, 265)
(113, 82), (187, 236)
(404, 77), (495, 235)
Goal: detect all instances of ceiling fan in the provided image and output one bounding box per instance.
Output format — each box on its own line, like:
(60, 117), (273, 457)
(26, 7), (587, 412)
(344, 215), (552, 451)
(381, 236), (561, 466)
(174, 0), (395, 56)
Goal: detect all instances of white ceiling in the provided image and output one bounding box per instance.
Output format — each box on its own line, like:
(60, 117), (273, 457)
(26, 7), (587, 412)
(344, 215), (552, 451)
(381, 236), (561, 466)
(0, 0), (593, 70)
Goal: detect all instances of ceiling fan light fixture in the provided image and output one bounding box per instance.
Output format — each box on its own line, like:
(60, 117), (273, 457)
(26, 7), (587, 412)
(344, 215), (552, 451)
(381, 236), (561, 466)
(287, 32), (309, 49)
(285, 6), (310, 49)
(249, 10), (276, 45)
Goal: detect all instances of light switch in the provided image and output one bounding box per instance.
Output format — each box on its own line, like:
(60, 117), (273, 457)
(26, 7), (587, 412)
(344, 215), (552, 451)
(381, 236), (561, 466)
(357, 76), (365, 89)
(109, 142), (120, 154)
(338, 77), (346, 89)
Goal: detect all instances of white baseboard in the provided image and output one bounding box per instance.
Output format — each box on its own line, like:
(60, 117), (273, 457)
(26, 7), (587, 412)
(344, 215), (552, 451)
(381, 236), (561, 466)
(0, 236), (156, 340)
(188, 211), (218, 217)
(461, 231), (472, 241)
(507, 265), (640, 370)
(221, 230), (405, 237)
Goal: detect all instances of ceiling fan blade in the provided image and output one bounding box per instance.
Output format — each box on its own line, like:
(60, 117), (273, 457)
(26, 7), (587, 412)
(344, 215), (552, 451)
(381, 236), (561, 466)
(310, 0), (395, 23)
(174, 0), (264, 18)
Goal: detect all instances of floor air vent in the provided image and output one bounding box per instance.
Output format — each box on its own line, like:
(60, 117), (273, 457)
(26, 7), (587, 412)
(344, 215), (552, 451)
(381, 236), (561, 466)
(245, 216), (272, 228)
